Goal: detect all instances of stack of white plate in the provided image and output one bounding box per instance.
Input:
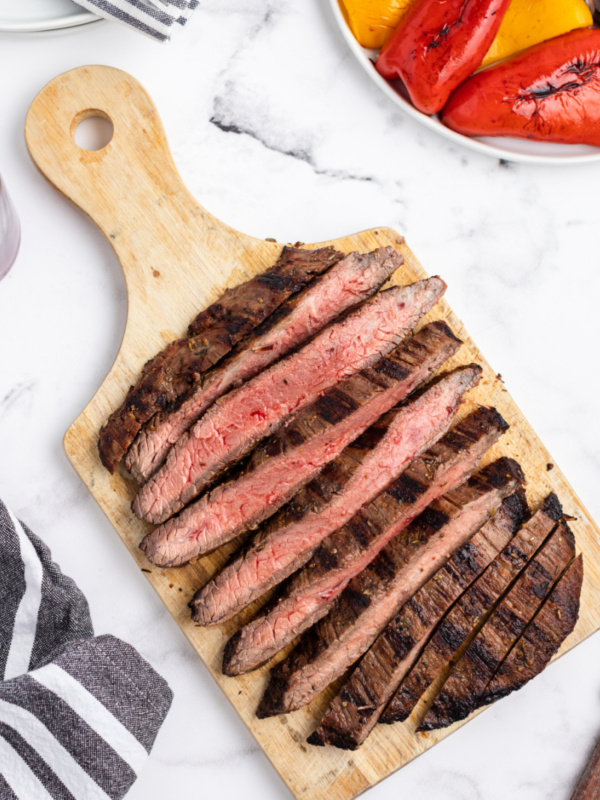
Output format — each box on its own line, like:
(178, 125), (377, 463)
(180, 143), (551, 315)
(0, 0), (99, 32)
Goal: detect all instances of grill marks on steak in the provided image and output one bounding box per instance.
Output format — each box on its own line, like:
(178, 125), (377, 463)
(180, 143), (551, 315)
(477, 555), (582, 709)
(186, 246), (342, 337)
(197, 366), (480, 640)
(419, 516), (576, 731)
(221, 405), (506, 674)
(381, 492), (564, 724)
(308, 492), (529, 749)
(256, 458), (525, 717)
(125, 248), (402, 484)
(98, 245), (341, 473)
(143, 322), (460, 569)
(133, 278), (447, 525)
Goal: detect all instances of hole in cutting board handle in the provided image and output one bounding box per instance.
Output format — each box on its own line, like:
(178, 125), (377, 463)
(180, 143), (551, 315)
(72, 110), (114, 152)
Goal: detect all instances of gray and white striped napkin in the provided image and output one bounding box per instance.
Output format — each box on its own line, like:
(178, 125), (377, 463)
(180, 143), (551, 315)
(0, 499), (173, 799)
(73, 0), (199, 41)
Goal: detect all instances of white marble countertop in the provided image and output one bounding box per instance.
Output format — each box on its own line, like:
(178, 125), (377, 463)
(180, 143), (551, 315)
(1, 2), (600, 798)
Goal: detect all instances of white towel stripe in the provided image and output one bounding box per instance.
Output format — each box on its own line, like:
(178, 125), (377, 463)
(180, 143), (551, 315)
(0, 735), (55, 800)
(3, 511), (44, 681)
(0, 699), (112, 800)
(31, 664), (148, 774)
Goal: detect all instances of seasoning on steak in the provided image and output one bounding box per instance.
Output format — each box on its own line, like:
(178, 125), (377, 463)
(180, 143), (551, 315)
(142, 321), (460, 569)
(126, 247), (403, 484)
(256, 458), (525, 717)
(308, 491), (528, 749)
(477, 554), (582, 709)
(221, 405), (508, 675)
(194, 365), (479, 634)
(419, 515), (575, 731)
(98, 245), (341, 473)
(133, 278), (447, 526)
(381, 492), (563, 724)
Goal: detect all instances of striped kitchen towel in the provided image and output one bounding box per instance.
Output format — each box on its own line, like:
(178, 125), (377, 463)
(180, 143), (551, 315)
(0, 499), (173, 799)
(73, 0), (199, 41)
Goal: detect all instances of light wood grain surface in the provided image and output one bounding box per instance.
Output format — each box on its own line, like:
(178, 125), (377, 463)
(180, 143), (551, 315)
(24, 65), (600, 800)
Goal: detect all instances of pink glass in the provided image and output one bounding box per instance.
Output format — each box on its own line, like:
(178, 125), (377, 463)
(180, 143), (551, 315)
(0, 174), (20, 280)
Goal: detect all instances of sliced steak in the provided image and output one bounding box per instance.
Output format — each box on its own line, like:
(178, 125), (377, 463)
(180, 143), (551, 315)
(256, 458), (525, 717)
(477, 554), (582, 708)
(141, 321), (459, 568)
(308, 491), (528, 749)
(221, 406), (507, 674)
(381, 492), (563, 724)
(99, 245), (341, 473)
(134, 278), (447, 525)
(126, 248), (402, 483)
(193, 365), (479, 627)
(419, 516), (576, 731)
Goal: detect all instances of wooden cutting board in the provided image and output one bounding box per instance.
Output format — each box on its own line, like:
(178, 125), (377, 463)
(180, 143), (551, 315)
(24, 65), (600, 800)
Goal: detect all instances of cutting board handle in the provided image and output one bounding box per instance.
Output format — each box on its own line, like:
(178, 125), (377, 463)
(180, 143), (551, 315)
(24, 65), (252, 311)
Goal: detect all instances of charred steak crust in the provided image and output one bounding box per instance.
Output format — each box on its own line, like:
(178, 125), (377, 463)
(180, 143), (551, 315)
(381, 493), (562, 724)
(145, 321), (461, 573)
(134, 278), (447, 527)
(308, 491), (529, 749)
(98, 245), (342, 472)
(477, 554), (582, 707)
(419, 517), (576, 731)
(186, 245), (342, 336)
(221, 403), (508, 676)
(256, 458), (524, 718)
(126, 247), (405, 484)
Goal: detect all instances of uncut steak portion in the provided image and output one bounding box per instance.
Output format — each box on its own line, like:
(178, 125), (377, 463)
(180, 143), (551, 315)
(382, 492), (564, 724)
(221, 406), (508, 674)
(134, 278), (447, 525)
(308, 492), (528, 749)
(478, 555), (582, 709)
(257, 458), (525, 717)
(420, 516), (576, 731)
(99, 244), (341, 473)
(140, 321), (460, 567)
(192, 365), (480, 625)
(126, 247), (402, 484)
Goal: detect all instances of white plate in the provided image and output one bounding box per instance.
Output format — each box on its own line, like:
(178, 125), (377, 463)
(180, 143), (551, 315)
(0, 0), (99, 32)
(328, 0), (600, 164)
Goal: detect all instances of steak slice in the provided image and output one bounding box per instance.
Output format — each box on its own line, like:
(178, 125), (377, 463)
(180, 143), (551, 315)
(477, 554), (582, 708)
(194, 365), (480, 628)
(99, 245), (341, 473)
(186, 246), (343, 337)
(257, 458), (525, 717)
(221, 406), (508, 674)
(308, 492), (528, 749)
(419, 516), (576, 731)
(381, 492), (564, 724)
(141, 321), (459, 568)
(133, 278), (447, 525)
(126, 248), (402, 483)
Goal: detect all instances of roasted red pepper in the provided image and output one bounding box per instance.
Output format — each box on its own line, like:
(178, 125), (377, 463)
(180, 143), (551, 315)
(442, 28), (600, 146)
(375, 0), (512, 115)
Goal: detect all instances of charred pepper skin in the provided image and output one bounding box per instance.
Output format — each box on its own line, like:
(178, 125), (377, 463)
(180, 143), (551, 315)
(442, 28), (600, 146)
(375, 0), (512, 115)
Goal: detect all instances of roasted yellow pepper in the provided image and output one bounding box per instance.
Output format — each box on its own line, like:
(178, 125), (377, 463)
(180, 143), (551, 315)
(340, 0), (417, 49)
(481, 0), (593, 67)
